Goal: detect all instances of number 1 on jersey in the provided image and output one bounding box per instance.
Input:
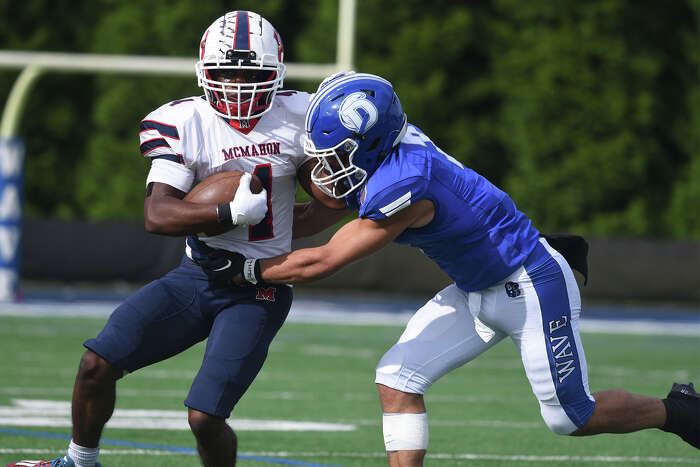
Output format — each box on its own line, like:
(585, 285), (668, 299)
(249, 164), (274, 241)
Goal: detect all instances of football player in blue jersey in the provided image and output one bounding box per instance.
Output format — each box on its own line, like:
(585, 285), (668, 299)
(234, 72), (699, 465)
(6, 11), (348, 467)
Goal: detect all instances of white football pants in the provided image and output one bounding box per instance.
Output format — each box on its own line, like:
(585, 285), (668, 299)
(375, 238), (595, 434)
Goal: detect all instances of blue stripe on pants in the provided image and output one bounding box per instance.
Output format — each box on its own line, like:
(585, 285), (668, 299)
(525, 241), (594, 428)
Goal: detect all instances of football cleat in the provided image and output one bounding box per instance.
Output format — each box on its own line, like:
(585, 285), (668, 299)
(661, 382), (699, 449)
(5, 455), (101, 467)
(669, 382), (699, 399)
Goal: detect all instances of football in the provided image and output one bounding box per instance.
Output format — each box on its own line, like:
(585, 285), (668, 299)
(185, 171), (263, 204)
(185, 171), (264, 236)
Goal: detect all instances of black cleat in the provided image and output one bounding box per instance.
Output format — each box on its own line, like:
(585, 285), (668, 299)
(668, 382), (699, 399)
(661, 382), (700, 449)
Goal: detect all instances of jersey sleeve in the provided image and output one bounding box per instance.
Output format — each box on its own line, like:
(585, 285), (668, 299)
(145, 158), (194, 192)
(358, 146), (432, 220)
(139, 118), (183, 162)
(139, 102), (197, 192)
(359, 175), (429, 221)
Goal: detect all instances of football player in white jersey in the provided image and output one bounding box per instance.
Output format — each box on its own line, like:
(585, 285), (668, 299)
(6, 11), (347, 467)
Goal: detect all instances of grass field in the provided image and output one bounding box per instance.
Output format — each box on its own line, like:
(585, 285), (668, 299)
(0, 313), (698, 466)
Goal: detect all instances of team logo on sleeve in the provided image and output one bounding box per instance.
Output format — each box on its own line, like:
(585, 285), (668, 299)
(339, 92), (378, 134)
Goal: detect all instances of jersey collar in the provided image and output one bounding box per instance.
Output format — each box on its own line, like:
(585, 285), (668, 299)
(225, 116), (261, 134)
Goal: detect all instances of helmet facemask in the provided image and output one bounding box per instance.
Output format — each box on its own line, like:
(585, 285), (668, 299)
(305, 137), (367, 198)
(196, 51), (285, 120)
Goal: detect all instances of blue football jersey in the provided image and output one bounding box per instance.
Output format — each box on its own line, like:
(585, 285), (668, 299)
(348, 124), (540, 292)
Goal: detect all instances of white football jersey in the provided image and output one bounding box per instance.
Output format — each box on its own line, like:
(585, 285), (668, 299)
(139, 91), (312, 258)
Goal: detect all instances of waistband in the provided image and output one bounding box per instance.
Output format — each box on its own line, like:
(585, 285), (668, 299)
(523, 238), (553, 270)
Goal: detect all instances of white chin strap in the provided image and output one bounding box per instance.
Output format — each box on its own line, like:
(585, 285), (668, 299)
(383, 412), (429, 452)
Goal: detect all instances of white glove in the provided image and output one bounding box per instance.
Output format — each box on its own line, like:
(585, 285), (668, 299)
(229, 173), (268, 226)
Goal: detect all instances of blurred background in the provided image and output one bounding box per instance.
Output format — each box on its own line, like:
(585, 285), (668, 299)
(0, 0), (698, 305)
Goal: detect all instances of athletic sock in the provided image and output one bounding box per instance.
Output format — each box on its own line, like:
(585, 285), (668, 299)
(67, 440), (100, 467)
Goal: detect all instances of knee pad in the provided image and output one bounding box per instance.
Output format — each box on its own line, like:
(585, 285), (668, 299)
(382, 412), (429, 451)
(540, 403), (578, 435)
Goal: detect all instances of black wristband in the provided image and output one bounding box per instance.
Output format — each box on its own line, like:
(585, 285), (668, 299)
(217, 203), (233, 225)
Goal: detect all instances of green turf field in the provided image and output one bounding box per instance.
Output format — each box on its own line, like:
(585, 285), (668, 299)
(0, 314), (698, 466)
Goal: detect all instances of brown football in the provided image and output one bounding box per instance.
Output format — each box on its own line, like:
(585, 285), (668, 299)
(185, 171), (263, 204)
(185, 171), (264, 236)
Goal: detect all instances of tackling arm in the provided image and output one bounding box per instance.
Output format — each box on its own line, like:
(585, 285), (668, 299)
(255, 199), (434, 284)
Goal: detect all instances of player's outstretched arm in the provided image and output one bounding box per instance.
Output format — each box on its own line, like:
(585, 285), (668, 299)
(242, 199), (434, 284)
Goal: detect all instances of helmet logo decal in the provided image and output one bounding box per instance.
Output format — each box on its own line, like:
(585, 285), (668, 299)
(339, 92), (378, 134)
(234, 11), (250, 50)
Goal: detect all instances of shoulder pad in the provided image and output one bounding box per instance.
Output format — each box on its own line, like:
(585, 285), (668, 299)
(141, 96), (203, 129)
(358, 147), (431, 220)
(139, 97), (204, 159)
(359, 175), (429, 221)
(274, 90), (311, 116)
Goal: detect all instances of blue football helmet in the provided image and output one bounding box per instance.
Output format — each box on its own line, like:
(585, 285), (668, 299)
(304, 72), (407, 198)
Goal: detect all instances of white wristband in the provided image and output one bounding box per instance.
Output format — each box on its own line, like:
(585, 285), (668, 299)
(243, 259), (259, 284)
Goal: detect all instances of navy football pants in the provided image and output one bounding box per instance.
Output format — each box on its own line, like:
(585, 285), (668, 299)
(84, 256), (292, 418)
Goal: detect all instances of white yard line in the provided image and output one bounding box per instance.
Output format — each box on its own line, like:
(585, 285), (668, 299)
(0, 399), (355, 432)
(579, 319), (700, 336)
(1, 301), (698, 336)
(2, 448), (698, 464)
(272, 451), (700, 464)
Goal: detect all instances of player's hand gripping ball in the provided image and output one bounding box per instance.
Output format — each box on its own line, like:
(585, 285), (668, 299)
(185, 171), (265, 236)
